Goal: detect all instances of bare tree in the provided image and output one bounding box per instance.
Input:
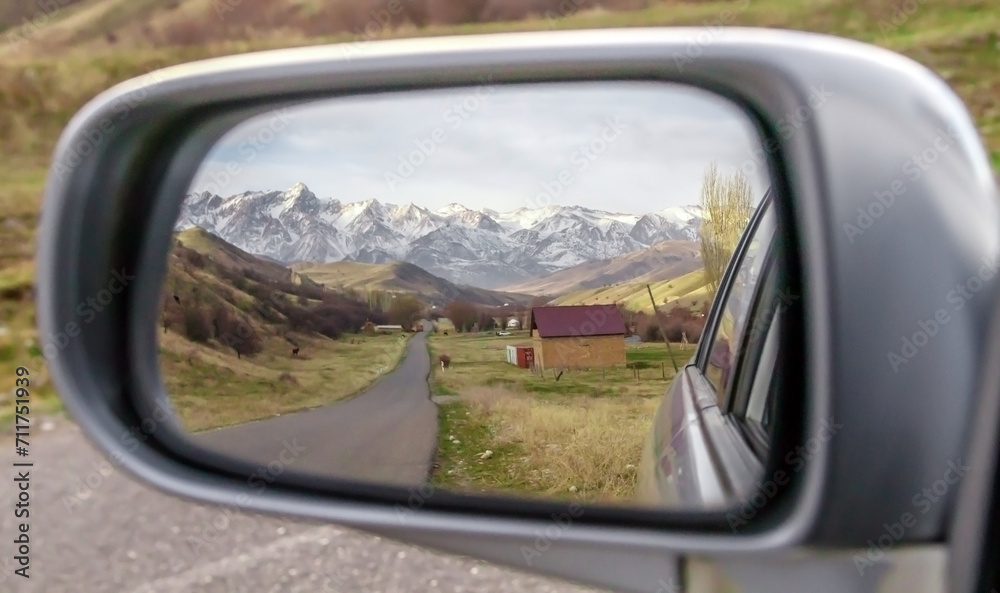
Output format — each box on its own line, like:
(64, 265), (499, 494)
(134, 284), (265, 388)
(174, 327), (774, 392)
(387, 294), (424, 327)
(698, 162), (753, 303)
(444, 300), (477, 333)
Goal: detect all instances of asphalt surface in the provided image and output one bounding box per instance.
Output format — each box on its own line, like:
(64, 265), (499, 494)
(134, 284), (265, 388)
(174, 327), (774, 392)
(0, 416), (599, 593)
(192, 328), (440, 486)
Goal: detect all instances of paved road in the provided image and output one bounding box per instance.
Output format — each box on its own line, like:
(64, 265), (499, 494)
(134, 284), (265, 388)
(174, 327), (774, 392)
(0, 416), (599, 593)
(193, 328), (439, 486)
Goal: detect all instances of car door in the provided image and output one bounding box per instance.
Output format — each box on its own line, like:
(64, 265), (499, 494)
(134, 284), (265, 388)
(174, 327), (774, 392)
(638, 190), (784, 508)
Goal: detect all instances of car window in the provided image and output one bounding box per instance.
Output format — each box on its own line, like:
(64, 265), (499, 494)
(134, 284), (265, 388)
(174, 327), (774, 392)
(702, 201), (777, 407)
(745, 303), (782, 429)
(721, 241), (791, 456)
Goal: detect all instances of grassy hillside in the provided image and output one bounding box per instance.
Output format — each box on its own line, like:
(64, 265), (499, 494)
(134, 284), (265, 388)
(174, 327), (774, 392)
(0, 0), (654, 57)
(553, 268), (711, 313)
(160, 231), (410, 431)
(503, 240), (701, 297)
(1, 0), (998, 424)
(176, 227), (303, 284)
(0, 0), (88, 32)
(291, 259), (536, 307)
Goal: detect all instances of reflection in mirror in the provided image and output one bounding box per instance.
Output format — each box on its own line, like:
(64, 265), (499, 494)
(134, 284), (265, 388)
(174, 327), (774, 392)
(160, 81), (781, 511)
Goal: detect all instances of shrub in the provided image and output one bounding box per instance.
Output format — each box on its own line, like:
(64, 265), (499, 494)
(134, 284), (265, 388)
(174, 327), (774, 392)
(210, 302), (232, 338)
(232, 331), (263, 358)
(182, 306), (213, 343)
(214, 308), (264, 358)
(184, 249), (206, 268)
(216, 286), (236, 305)
(254, 302), (285, 324)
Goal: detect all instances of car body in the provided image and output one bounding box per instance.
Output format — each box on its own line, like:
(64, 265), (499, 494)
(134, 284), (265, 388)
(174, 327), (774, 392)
(637, 190), (779, 509)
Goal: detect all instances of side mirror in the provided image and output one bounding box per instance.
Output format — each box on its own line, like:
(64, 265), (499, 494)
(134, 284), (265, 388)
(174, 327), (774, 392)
(35, 29), (1000, 593)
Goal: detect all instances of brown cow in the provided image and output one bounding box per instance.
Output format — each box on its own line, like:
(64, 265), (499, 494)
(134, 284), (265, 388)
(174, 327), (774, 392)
(439, 354), (451, 370)
(292, 347), (300, 356)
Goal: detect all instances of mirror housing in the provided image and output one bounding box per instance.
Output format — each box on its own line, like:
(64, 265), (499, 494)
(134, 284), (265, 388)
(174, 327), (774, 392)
(36, 28), (999, 593)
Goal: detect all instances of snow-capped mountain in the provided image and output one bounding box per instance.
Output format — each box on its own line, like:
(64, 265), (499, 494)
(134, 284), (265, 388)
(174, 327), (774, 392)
(176, 182), (703, 288)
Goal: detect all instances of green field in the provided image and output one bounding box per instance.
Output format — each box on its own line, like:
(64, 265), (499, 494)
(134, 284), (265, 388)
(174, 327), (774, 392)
(426, 323), (696, 502)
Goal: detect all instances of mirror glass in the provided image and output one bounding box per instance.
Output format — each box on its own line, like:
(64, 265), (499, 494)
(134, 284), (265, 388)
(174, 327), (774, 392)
(160, 81), (783, 512)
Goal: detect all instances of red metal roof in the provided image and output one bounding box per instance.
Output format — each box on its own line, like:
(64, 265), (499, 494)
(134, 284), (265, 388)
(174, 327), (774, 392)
(529, 305), (626, 338)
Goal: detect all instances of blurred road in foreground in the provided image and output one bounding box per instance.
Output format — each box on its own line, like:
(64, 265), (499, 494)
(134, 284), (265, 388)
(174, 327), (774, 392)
(0, 417), (597, 593)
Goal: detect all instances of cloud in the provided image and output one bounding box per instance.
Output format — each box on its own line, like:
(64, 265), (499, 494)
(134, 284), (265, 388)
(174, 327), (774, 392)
(190, 81), (770, 214)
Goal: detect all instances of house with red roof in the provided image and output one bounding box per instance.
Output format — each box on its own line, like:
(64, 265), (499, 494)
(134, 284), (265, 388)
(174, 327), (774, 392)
(528, 304), (627, 370)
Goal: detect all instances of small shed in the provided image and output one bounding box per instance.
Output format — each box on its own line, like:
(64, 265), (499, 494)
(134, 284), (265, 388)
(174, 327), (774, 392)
(375, 324), (404, 334)
(507, 318), (521, 329)
(505, 344), (535, 369)
(529, 304), (626, 370)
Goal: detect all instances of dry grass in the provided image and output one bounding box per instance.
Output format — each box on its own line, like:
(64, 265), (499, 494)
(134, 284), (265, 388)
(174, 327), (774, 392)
(434, 386), (660, 502)
(161, 330), (410, 431)
(553, 268), (712, 313)
(426, 328), (690, 502)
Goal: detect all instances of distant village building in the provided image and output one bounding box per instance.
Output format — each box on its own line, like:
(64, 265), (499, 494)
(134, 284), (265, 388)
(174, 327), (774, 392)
(528, 304), (627, 370)
(506, 318), (521, 329)
(374, 324), (404, 334)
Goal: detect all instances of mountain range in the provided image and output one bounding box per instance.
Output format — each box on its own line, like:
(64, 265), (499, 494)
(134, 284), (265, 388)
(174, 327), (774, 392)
(175, 227), (530, 308)
(290, 260), (536, 308)
(503, 240), (702, 296)
(177, 182), (703, 289)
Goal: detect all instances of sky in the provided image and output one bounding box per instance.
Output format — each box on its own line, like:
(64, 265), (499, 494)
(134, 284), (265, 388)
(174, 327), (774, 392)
(189, 80), (772, 215)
